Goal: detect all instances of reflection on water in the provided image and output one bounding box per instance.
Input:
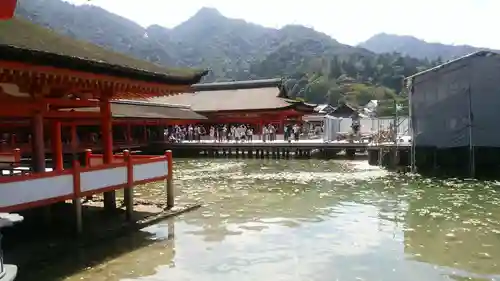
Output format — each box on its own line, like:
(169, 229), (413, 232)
(30, 159), (500, 280)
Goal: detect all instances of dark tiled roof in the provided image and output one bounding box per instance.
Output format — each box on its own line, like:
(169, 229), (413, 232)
(0, 18), (207, 85)
(150, 79), (297, 112)
(193, 79), (283, 91)
(72, 100), (207, 120)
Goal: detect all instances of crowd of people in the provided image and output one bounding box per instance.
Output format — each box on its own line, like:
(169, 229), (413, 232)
(165, 123), (304, 143)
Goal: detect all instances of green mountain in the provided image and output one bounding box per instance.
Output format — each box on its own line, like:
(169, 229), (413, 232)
(14, 0), (437, 112)
(359, 33), (494, 61)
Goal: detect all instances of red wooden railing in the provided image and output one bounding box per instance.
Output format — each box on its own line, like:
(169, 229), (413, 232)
(0, 150), (173, 213)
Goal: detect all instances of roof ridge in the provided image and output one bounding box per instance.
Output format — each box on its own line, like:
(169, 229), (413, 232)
(193, 78), (283, 91)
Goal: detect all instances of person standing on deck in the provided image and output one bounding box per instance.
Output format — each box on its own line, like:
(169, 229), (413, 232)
(351, 111), (361, 142)
(222, 125), (227, 142)
(182, 126), (187, 141)
(237, 125), (243, 142)
(233, 126), (239, 142)
(193, 126), (198, 142)
(187, 125), (193, 142)
(262, 125), (268, 142)
(198, 125), (203, 142)
(268, 125), (274, 141)
(227, 126), (233, 142)
(240, 125), (247, 142)
(166, 127), (170, 141)
(293, 124), (300, 142)
(217, 126), (222, 142)
(247, 126), (253, 142)
(210, 126), (215, 142)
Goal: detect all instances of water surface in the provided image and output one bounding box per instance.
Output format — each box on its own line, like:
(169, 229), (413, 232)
(28, 159), (500, 281)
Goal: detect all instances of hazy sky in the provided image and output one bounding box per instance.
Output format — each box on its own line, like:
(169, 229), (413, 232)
(65, 0), (496, 48)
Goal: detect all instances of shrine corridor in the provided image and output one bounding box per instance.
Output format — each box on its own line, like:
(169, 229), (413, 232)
(17, 159), (500, 281)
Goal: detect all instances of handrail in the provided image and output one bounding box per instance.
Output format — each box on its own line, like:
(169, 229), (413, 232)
(85, 149), (164, 167)
(0, 150), (173, 213)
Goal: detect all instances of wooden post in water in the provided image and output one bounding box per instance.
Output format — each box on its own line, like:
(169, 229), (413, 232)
(72, 159), (83, 235)
(84, 149), (93, 201)
(123, 150), (134, 221)
(166, 150), (174, 209)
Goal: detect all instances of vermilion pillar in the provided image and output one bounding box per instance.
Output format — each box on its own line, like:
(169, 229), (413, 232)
(143, 126), (148, 142)
(10, 134), (15, 147)
(100, 95), (116, 210)
(279, 116), (285, 134)
(31, 111), (45, 173)
(126, 123), (132, 144)
(70, 124), (78, 151)
(100, 97), (113, 163)
(0, 0), (17, 20)
(51, 121), (63, 171)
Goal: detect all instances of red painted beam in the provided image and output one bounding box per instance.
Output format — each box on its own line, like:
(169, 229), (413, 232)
(43, 98), (99, 108)
(44, 111), (101, 119)
(0, 60), (193, 96)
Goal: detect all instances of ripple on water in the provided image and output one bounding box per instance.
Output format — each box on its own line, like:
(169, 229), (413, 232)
(40, 159), (500, 281)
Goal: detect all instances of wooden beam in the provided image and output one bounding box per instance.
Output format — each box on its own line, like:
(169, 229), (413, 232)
(43, 98), (99, 108)
(0, 106), (36, 117)
(43, 110), (101, 119)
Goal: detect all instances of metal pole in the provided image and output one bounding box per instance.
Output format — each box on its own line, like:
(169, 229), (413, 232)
(390, 100), (398, 167)
(467, 86), (475, 178)
(408, 78), (416, 172)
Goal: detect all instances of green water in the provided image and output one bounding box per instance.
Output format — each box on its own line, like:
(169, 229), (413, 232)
(25, 160), (500, 280)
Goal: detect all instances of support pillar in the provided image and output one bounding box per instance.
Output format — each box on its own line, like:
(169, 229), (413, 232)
(166, 150), (174, 209)
(143, 126), (148, 143)
(51, 121), (63, 171)
(100, 96), (116, 211)
(31, 111), (45, 173)
(123, 150), (134, 221)
(70, 124), (78, 151)
(84, 149), (93, 201)
(32, 110), (51, 224)
(126, 123), (132, 144)
(70, 124), (79, 167)
(72, 160), (83, 234)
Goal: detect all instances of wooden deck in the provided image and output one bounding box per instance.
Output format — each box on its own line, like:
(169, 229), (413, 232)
(0, 143), (145, 155)
(161, 140), (368, 149)
(148, 140), (411, 159)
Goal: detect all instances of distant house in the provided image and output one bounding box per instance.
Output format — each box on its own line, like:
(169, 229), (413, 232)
(330, 103), (358, 118)
(365, 100), (378, 111)
(314, 104), (335, 114)
(362, 100), (379, 117)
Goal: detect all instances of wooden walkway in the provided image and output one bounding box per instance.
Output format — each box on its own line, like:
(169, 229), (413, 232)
(149, 140), (411, 159)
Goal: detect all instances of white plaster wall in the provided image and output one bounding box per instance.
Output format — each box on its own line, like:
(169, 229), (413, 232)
(133, 161), (168, 182)
(80, 166), (127, 192)
(0, 175), (73, 208)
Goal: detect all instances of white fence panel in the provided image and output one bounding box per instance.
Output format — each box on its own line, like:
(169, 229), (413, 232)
(323, 116), (410, 139)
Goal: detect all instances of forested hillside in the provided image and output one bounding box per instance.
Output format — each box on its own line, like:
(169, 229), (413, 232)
(359, 33), (494, 61)
(14, 0), (442, 113)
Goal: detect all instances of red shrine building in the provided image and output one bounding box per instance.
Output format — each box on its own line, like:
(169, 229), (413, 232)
(0, 15), (207, 228)
(151, 79), (316, 133)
